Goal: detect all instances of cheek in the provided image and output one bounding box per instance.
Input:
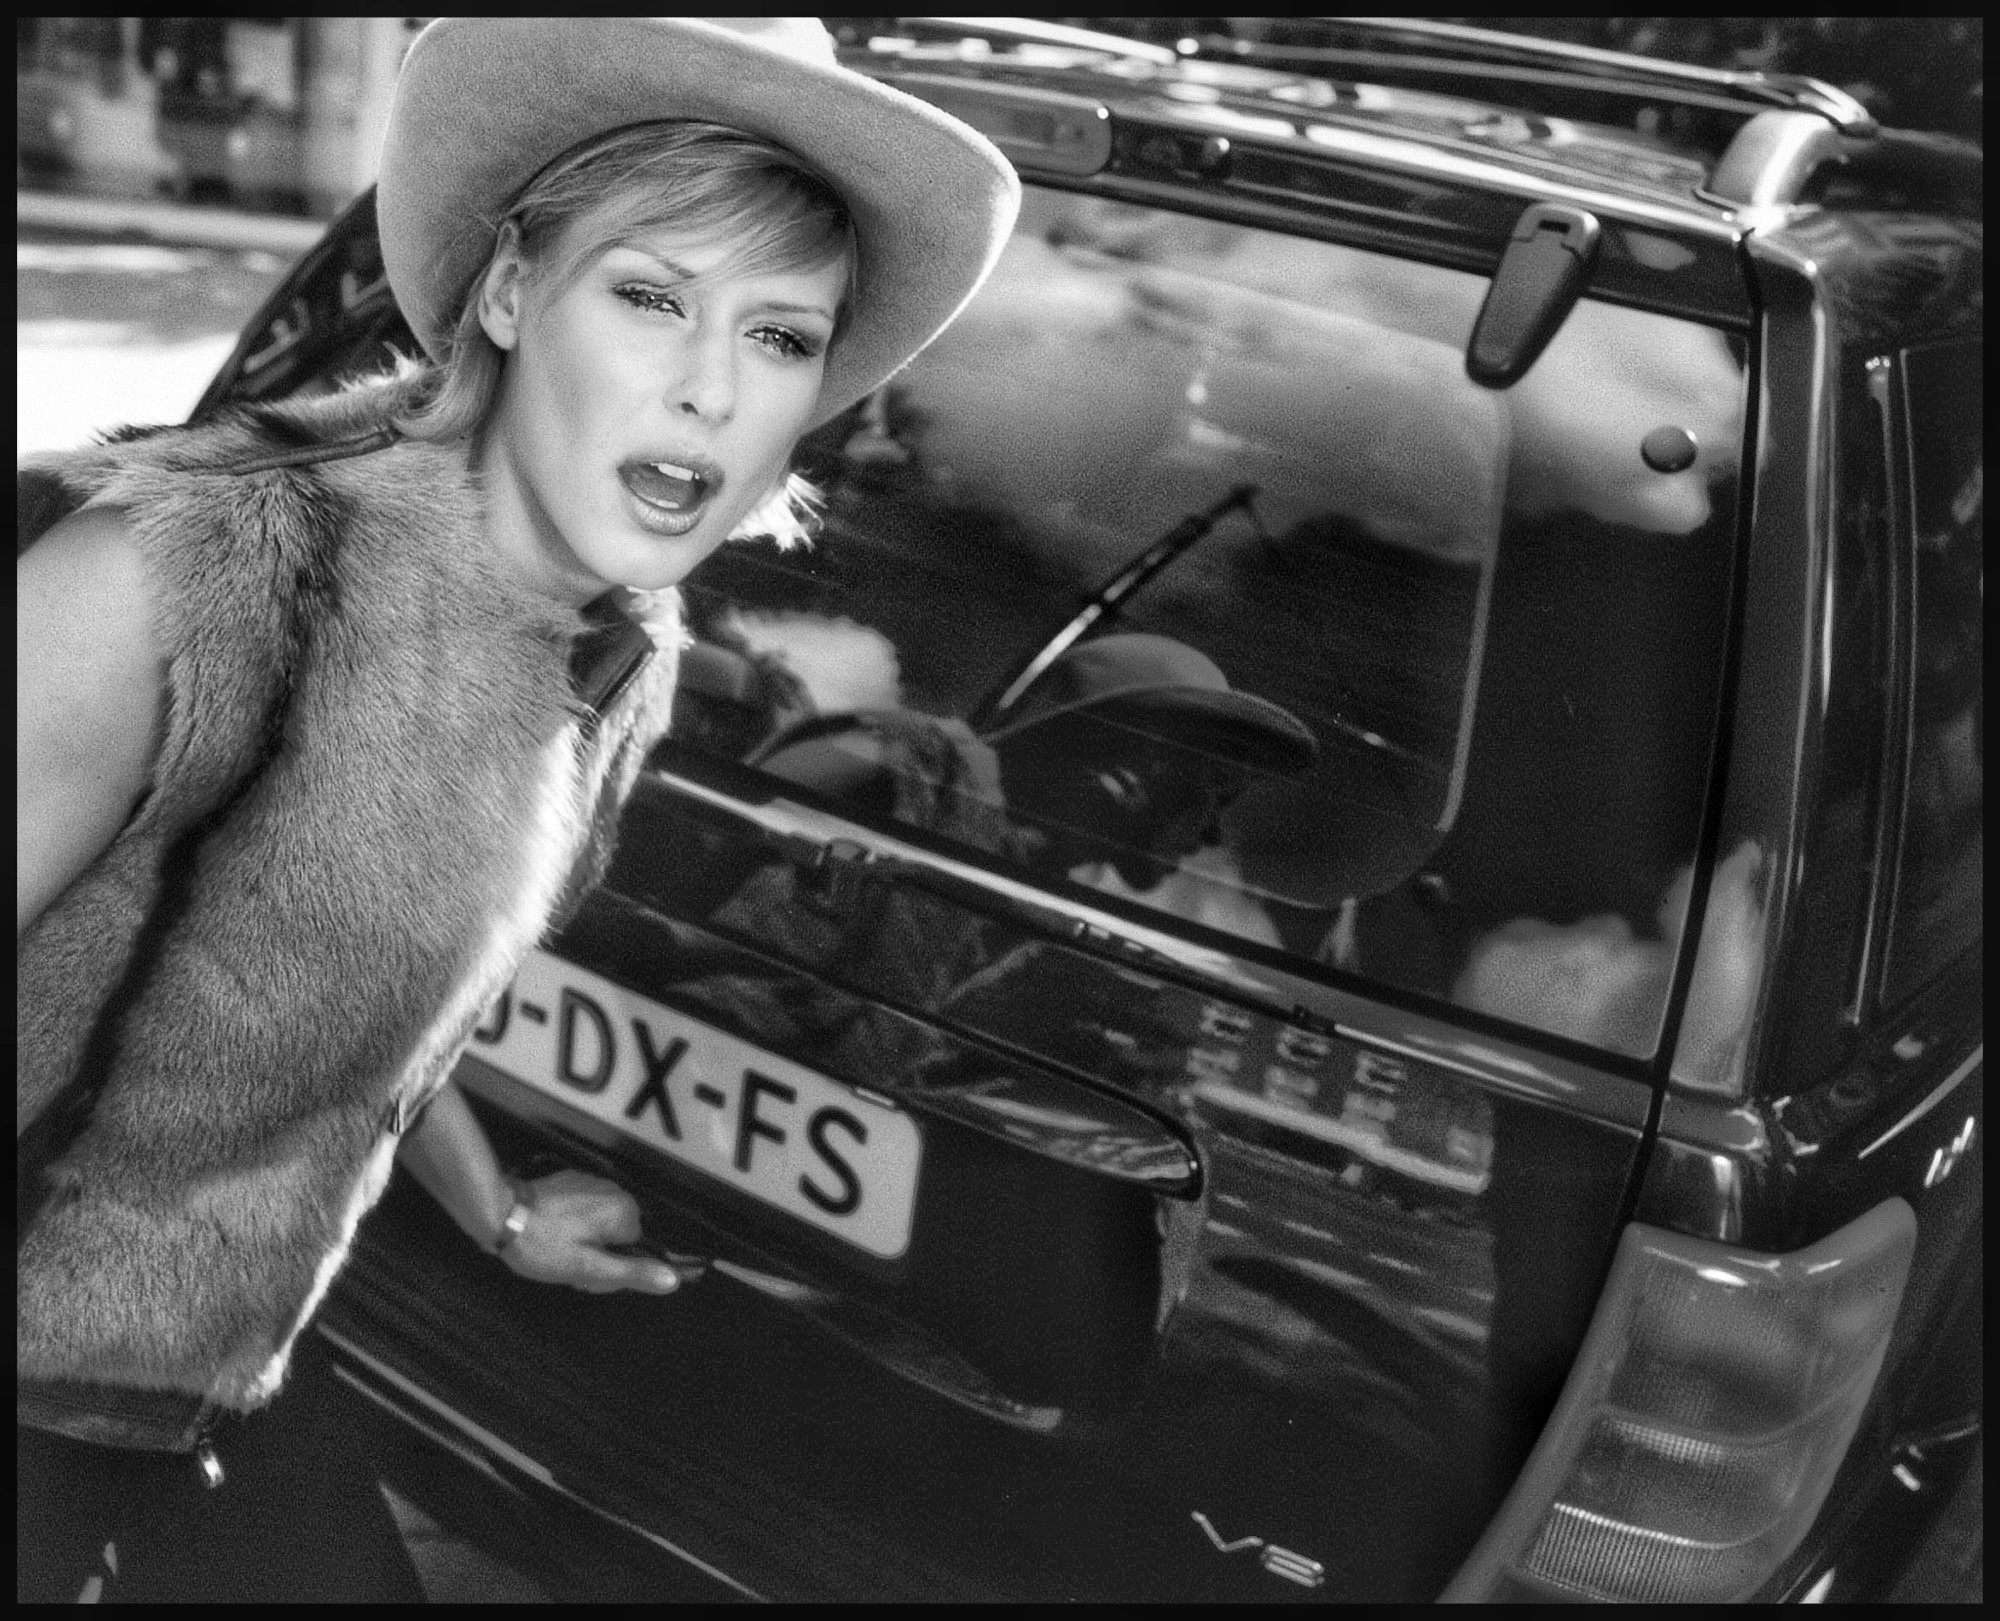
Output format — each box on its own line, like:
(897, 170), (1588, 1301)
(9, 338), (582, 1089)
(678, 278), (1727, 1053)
(720, 371), (824, 511)
(521, 300), (637, 445)
(749, 367), (825, 457)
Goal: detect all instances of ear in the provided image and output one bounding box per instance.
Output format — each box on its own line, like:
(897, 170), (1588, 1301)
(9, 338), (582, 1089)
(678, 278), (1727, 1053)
(476, 222), (528, 353)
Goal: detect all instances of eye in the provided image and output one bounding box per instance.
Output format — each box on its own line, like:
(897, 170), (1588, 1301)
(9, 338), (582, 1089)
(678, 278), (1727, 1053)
(614, 283), (686, 318)
(752, 324), (825, 363)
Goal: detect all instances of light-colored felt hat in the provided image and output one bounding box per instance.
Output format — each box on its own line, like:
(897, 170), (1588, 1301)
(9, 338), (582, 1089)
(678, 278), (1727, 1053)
(376, 16), (1021, 427)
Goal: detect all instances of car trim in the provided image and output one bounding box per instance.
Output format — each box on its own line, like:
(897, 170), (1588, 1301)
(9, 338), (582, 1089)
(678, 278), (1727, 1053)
(642, 754), (1654, 1123)
(1287, 120), (1741, 239)
(1857, 1045), (1983, 1160)
(867, 55), (1754, 237)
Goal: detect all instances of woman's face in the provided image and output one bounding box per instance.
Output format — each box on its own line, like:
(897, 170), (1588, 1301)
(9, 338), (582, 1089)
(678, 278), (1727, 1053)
(476, 221), (846, 603)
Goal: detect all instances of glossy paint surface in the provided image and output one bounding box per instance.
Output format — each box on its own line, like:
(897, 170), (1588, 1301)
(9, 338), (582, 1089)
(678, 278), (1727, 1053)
(323, 761), (1654, 1600)
(189, 32), (1977, 1603)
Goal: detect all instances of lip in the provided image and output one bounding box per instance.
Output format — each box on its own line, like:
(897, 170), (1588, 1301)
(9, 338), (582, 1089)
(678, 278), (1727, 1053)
(618, 451), (725, 539)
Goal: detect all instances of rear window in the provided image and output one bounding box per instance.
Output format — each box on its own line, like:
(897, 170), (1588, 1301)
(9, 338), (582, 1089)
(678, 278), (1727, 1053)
(1880, 341), (1983, 1003)
(676, 185), (1747, 1062)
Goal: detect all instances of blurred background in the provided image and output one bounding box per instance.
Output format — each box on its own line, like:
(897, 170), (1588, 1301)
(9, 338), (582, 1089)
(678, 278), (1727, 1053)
(15, 17), (1984, 456)
(17, 18), (417, 456)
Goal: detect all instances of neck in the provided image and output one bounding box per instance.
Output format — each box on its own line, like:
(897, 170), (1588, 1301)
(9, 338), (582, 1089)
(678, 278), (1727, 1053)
(468, 425), (606, 612)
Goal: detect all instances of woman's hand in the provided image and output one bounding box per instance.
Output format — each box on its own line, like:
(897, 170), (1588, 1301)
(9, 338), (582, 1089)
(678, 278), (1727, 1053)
(398, 1081), (682, 1296)
(496, 1169), (682, 1295)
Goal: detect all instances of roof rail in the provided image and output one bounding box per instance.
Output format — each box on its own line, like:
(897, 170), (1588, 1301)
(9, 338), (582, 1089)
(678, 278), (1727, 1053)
(1704, 111), (1983, 213)
(880, 16), (1179, 66)
(876, 18), (1980, 217)
(1701, 110), (1857, 210)
(1183, 17), (1878, 138)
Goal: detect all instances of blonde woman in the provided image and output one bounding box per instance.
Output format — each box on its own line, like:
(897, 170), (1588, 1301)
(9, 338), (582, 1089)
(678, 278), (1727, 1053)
(17, 17), (1017, 1600)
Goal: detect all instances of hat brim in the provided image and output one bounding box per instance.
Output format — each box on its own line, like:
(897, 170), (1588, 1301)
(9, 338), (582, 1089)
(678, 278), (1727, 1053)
(377, 17), (1020, 429)
(987, 686), (1322, 777)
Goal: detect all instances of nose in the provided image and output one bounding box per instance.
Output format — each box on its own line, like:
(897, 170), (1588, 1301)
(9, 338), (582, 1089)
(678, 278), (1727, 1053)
(669, 325), (737, 425)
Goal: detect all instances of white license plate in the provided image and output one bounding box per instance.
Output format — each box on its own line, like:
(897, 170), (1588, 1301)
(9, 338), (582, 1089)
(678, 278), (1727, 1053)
(468, 949), (921, 1260)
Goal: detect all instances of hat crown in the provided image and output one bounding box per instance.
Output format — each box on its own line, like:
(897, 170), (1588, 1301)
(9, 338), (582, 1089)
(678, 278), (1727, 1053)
(995, 634), (1321, 774)
(1029, 635), (1235, 714)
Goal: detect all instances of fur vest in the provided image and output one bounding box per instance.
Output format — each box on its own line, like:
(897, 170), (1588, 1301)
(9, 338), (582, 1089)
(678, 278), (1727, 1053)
(17, 373), (681, 1410)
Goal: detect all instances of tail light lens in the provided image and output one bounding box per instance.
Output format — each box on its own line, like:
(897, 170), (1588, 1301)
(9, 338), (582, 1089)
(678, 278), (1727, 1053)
(1443, 1198), (1916, 1602)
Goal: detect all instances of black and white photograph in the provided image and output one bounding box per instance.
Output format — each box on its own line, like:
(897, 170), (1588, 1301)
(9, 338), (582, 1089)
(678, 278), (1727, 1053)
(17, 16), (1981, 1603)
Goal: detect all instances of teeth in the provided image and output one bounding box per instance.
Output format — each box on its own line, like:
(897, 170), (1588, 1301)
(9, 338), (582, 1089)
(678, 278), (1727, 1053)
(651, 461), (698, 481)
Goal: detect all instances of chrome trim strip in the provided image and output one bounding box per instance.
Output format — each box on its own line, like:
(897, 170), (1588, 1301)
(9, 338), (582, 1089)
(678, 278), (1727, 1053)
(897, 15), (1179, 64)
(1312, 18), (1874, 131)
(1858, 1046), (1983, 1160)
(645, 763), (1646, 1120)
(1282, 122), (1743, 240)
(319, 1324), (766, 1601)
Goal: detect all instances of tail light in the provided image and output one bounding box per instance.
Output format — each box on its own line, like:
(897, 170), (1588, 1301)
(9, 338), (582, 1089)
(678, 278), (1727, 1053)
(1443, 1198), (1916, 1602)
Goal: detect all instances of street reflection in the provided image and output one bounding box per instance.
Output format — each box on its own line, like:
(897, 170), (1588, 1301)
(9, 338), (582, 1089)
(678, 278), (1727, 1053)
(671, 175), (1746, 1091)
(889, 187), (1510, 569)
(932, 190), (1744, 539)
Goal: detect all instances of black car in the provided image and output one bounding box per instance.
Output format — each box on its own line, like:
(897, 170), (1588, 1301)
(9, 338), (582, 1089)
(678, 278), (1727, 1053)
(194, 17), (1981, 1603)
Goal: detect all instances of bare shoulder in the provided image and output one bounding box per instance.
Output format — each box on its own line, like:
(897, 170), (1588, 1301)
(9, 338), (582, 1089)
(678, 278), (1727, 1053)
(18, 503), (166, 745)
(20, 501), (152, 612)
(17, 504), (167, 936)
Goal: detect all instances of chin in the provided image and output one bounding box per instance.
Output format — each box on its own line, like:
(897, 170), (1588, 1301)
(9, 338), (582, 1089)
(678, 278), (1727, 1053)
(595, 530), (717, 592)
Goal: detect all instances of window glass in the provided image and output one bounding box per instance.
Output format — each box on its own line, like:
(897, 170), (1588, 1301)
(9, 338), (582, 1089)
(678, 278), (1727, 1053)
(677, 185), (1747, 1061)
(1882, 343), (1983, 1001)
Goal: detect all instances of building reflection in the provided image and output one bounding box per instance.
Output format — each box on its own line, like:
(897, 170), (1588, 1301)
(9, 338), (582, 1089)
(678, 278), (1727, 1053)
(17, 17), (418, 220)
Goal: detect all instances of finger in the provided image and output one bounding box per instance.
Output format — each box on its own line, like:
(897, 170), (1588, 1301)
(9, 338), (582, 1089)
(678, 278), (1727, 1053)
(569, 1248), (680, 1296)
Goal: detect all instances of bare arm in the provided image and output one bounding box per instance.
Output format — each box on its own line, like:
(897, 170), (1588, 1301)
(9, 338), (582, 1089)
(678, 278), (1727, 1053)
(17, 506), (167, 939)
(398, 1081), (681, 1294)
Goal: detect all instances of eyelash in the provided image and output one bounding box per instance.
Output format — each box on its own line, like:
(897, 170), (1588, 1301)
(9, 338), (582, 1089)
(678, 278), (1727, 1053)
(613, 284), (822, 361)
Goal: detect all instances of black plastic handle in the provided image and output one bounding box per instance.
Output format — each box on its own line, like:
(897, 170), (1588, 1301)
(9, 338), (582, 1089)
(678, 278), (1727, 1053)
(1466, 203), (1602, 388)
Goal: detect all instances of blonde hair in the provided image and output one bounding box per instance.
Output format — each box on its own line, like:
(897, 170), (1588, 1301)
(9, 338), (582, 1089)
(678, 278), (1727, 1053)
(391, 120), (856, 548)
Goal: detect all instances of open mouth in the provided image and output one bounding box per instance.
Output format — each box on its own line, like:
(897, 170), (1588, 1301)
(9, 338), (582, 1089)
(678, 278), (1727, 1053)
(622, 459), (712, 514)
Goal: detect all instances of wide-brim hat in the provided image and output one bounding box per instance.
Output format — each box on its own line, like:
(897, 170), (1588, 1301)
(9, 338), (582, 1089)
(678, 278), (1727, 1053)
(984, 634), (1320, 777)
(377, 16), (1021, 429)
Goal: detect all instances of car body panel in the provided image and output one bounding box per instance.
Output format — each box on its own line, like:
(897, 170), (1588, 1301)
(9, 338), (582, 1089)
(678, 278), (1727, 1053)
(330, 762), (1653, 1599)
(178, 21), (1977, 1603)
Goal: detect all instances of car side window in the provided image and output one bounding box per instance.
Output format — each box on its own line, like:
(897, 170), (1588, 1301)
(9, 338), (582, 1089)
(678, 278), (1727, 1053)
(676, 186), (1747, 1063)
(1880, 342), (1983, 1003)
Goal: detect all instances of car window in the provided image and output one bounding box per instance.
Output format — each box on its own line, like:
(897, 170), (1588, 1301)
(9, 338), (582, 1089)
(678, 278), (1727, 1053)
(1881, 341), (1983, 1003)
(671, 185), (1749, 1061)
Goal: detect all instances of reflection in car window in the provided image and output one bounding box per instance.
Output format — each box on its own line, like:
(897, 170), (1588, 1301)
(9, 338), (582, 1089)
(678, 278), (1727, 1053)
(1882, 342), (1982, 1003)
(676, 185), (1748, 1062)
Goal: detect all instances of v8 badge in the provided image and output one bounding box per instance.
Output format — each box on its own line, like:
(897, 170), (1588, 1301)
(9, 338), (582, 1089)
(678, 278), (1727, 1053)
(1191, 1512), (1327, 1589)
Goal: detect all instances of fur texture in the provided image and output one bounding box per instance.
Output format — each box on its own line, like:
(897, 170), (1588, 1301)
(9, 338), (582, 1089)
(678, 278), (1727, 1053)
(17, 374), (680, 1409)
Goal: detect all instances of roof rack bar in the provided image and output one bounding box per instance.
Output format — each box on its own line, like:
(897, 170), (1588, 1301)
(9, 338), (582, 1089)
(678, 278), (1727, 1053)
(1197, 18), (1877, 137)
(1210, 49), (1793, 121)
(1700, 110), (1853, 210)
(892, 17), (1179, 66)
(1702, 110), (1983, 213)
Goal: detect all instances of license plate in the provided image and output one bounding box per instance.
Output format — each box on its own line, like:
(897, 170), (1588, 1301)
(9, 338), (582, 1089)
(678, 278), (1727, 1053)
(468, 949), (921, 1260)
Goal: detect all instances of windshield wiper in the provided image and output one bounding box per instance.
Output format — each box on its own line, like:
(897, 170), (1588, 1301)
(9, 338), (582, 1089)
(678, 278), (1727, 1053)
(968, 483), (1266, 730)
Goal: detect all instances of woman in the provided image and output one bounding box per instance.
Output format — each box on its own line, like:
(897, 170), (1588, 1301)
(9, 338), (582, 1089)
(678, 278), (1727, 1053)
(17, 17), (1017, 1601)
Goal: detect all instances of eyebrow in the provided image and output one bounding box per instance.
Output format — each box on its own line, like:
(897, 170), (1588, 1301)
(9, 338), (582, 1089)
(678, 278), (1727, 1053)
(617, 245), (836, 323)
